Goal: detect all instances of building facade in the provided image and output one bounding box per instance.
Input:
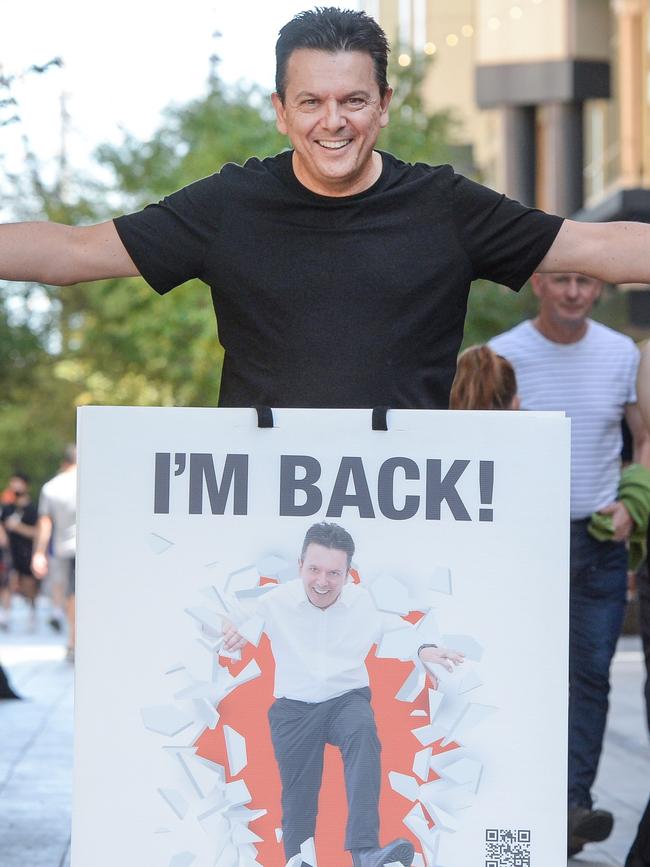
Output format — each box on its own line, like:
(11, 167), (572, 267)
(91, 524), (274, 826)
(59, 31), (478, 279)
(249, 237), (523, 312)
(367, 0), (650, 322)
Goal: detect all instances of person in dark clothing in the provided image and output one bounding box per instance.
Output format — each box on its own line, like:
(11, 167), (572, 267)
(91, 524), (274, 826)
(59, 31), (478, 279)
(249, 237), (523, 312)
(0, 661), (21, 699)
(1, 474), (39, 630)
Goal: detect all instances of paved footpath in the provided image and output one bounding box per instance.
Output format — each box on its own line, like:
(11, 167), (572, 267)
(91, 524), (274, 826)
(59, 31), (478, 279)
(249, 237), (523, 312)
(0, 598), (648, 867)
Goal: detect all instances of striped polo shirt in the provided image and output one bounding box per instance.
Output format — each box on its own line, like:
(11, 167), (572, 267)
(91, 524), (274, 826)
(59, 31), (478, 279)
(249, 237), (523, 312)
(490, 319), (639, 520)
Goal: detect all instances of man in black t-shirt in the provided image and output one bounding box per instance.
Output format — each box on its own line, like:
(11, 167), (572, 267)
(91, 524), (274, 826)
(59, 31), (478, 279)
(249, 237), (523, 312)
(1, 8), (650, 409)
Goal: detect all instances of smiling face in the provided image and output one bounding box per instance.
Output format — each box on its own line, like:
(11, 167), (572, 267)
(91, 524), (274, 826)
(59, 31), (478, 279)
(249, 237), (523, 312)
(271, 48), (392, 197)
(532, 272), (602, 340)
(299, 542), (349, 609)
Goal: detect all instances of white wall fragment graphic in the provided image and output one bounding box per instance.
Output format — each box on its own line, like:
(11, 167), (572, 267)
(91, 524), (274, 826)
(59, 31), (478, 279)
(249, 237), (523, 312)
(388, 771), (420, 801)
(168, 852), (195, 867)
(237, 615), (265, 647)
(414, 609), (442, 646)
(458, 669), (483, 695)
(226, 565), (261, 596)
(395, 666), (427, 702)
(158, 787), (189, 820)
(224, 724), (248, 776)
(142, 557), (494, 867)
(442, 703), (498, 748)
(300, 836), (318, 867)
(141, 705), (195, 738)
(256, 554), (290, 578)
(429, 567), (452, 595)
(192, 698), (219, 730)
(185, 607), (224, 633)
(229, 659), (262, 690)
(428, 688), (444, 724)
(413, 747), (432, 782)
(224, 779), (252, 807)
(441, 634), (484, 662)
(148, 532), (174, 554)
(411, 723), (445, 746)
(368, 573), (412, 614)
(375, 625), (418, 661)
(440, 757), (483, 790)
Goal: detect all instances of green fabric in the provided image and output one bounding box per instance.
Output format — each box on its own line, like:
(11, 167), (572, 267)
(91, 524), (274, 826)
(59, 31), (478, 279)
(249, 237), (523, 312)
(588, 464), (650, 570)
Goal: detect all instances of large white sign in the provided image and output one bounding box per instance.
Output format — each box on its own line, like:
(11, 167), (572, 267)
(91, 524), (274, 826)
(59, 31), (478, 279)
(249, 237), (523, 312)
(73, 407), (570, 867)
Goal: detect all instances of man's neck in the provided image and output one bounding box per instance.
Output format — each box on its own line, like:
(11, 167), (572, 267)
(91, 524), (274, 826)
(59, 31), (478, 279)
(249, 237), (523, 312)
(291, 150), (382, 198)
(532, 315), (589, 345)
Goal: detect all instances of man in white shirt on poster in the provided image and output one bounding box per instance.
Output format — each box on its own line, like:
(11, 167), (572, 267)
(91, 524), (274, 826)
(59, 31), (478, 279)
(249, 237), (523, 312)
(223, 521), (462, 867)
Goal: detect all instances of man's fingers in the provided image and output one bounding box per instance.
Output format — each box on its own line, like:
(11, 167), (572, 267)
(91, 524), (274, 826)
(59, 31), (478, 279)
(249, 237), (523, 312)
(222, 629), (246, 651)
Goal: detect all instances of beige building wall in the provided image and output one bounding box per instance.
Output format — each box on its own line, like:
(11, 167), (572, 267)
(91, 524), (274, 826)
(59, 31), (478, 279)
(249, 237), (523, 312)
(583, 0), (650, 207)
(476, 0), (610, 65)
(368, 0), (649, 209)
(365, 0), (504, 185)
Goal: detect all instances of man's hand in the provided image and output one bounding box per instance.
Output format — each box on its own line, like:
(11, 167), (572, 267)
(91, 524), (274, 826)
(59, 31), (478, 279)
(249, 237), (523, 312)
(418, 646), (465, 671)
(418, 646), (465, 691)
(418, 647), (465, 671)
(31, 551), (48, 579)
(599, 500), (634, 542)
(221, 619), (248, 652)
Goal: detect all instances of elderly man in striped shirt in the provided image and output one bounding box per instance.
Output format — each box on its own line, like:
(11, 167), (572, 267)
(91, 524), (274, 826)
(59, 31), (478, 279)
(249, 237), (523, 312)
(490, 272), (650, 859)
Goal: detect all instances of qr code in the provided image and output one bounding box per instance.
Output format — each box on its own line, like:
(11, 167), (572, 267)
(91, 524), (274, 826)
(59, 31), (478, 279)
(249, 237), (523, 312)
(485, 829), (531, 866)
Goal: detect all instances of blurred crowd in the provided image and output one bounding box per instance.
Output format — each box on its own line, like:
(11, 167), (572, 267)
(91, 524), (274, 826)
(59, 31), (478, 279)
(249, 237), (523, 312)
(0, 444), (77, 691)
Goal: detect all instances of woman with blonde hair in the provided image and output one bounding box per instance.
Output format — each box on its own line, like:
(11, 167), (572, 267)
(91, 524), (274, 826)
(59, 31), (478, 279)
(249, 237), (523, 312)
(449, 344), (520, 411)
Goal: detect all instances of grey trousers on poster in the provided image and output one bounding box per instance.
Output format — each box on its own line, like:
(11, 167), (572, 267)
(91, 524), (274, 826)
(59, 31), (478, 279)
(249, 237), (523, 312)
(268, 686), (381, 859)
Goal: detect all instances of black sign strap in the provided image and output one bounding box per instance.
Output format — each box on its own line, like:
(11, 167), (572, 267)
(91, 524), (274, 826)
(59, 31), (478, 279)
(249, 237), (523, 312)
(372, 406), (389, 431)
(255, 406), (275, 429)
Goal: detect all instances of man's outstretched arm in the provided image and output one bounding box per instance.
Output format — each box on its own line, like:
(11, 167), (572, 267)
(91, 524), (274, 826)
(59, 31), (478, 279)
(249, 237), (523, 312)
(539, 220), (650, 283)
(31, 514), (53, 579)
(0, 220), (140, 286)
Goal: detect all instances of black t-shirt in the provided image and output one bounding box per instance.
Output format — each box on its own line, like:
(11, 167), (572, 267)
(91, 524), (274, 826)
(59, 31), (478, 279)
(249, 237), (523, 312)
(114, 150), (563, 409)
(1, 502), (37, 573)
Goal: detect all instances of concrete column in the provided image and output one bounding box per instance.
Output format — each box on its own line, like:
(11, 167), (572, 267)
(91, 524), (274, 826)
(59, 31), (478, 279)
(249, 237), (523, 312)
(503, 105), (536, 207)
(611, 0), (644, 186)
(544, 101), (584, 216)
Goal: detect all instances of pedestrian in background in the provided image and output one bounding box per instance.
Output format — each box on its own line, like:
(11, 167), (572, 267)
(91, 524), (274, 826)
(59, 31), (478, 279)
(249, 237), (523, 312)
(0, 473), (38, 631)
(32, 446), (77, 662)
(490, 272), (650, 858)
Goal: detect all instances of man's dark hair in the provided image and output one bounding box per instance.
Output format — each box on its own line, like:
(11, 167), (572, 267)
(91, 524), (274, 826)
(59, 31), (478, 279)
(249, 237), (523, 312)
(301, 521), (355, 567)
(275, 7), (390, 101)
(10, 472), (30, 485)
